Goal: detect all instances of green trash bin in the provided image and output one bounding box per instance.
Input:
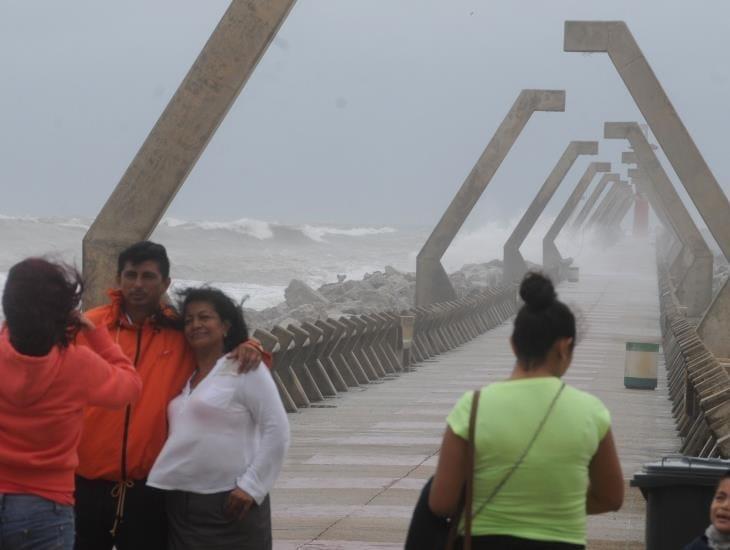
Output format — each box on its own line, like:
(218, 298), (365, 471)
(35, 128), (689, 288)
(631, 456), (730, 549)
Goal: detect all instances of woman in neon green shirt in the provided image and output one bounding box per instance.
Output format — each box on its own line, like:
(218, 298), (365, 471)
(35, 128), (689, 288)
(429, 272), (623, 549)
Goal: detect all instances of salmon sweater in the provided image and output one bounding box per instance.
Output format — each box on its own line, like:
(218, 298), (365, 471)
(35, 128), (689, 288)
(0, 325), (142, 504)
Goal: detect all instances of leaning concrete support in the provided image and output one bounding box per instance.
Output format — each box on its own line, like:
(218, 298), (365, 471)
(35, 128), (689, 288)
(271, 325), (311, 409)
(605, 122), (713, 318)
(415, 90), (565, 306)
(502, 141), (598, 283)
(623, 153), (676, 237)
(253, 328), (298, 413)
(334, 319), (371, 385)
(611, 190), (634, 228)
(571, 172), (619, 231)
(603, 184), (634, 230)
(586, 182), (621, 230)
(543, 161), (611, 271)
(566, 21), (730, 355)
(628, 166), (684, 279)
(565, 21), (730, 259)
(82, 1), (296, 307)
(301, 322), (344, 394)
(321, 319), (362, 387)
(306, 321), (349, 392)
(286, 324), (325, 402)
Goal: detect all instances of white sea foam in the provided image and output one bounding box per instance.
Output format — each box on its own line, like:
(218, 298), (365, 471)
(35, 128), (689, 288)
(169, 279), (286, 310)
(161, 217), (275, 240)
(300, 225), (397, 243)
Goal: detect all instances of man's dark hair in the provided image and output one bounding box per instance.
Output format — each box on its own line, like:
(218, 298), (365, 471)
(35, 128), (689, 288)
(117, 241), (170, 279)
(177, 286), (248, 353)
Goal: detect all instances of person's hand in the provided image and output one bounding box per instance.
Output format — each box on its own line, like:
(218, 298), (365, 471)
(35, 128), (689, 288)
(75, 311), (96, 332)
(224, 487), (255, 521)
(227, 340), (263, 374)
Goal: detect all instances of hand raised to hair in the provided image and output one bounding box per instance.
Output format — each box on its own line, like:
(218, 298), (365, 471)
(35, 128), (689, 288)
(73, 311), (96, 332)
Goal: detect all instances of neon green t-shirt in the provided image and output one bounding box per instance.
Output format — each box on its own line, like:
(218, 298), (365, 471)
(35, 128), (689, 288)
(446, 377), (611, 546)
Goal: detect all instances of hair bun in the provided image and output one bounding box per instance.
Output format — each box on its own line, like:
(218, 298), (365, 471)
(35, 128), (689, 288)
(519, 272), (556, 311)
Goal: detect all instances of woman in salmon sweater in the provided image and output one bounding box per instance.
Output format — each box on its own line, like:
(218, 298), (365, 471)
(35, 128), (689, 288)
(0, 258), (142, 550)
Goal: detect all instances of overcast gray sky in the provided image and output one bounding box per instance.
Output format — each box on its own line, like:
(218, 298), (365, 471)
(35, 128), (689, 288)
(1, 0), (728, 229)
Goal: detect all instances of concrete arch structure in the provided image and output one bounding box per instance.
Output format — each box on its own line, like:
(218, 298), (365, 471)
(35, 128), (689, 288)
(415, 89), (565, 307)
(586, 181), (622, 231)
(502, 142), (598, 283)
(605, 184), (634, 229)
(82, 0), (296, 307)
(564, 20), (730, 356)
(543, 161), (611, 271)
(571, 172), (619, 232)
(606, 122), (712, 318)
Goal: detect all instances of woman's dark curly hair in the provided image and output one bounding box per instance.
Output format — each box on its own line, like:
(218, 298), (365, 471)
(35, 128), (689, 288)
(177, 286), (248, 353)
(2, 258), (84, 356)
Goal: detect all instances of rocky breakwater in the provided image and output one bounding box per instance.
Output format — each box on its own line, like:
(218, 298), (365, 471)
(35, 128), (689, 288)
(244, 261), (504, 330)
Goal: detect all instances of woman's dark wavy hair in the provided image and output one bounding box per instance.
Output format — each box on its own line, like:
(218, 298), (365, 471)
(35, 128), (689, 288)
(511, 271), (576, 369)
(177, 286), (248, 353)
(2, 258), (84, 356)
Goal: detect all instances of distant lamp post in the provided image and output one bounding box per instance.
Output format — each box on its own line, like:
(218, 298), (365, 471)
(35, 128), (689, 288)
(400, 315), (415, 370)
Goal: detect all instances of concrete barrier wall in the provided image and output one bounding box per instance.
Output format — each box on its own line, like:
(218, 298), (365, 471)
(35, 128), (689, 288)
(252, 284), (519, 413)
(657, 261), (730, 457)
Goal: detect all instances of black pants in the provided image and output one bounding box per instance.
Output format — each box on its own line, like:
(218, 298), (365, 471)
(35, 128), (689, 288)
(456, 536), (584, 549)
(165, 490), (271, 550)
(74, 476), (167, 550)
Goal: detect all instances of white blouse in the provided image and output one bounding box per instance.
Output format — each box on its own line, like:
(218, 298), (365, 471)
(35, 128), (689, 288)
(147, 357), (290, 504)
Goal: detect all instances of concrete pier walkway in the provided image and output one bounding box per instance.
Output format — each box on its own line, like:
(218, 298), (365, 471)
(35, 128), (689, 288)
(271, 240), (678, 549)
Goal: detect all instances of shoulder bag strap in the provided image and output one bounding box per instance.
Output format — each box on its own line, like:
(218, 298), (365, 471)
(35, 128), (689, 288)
(463, 389), (480, 549)
(472, 381), (566, 519)
(446, 389), (480, 550)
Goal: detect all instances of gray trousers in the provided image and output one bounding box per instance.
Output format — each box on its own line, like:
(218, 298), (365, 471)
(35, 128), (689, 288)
(165, 490), (271, 550)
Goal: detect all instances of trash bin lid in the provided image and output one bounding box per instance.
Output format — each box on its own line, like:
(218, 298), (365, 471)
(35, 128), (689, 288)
(631, 456), (730, 488)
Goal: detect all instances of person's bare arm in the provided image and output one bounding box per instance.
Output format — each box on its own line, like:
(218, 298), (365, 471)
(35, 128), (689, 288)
(586, 429), (624, 514)
(428, 427), (468, 517)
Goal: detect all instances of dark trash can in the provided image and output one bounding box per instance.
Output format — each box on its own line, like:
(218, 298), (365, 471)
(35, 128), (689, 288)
(631, 456), (730, 550)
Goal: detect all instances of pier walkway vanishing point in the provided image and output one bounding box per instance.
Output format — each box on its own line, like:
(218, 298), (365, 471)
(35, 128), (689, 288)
(271, 239), (679, 549)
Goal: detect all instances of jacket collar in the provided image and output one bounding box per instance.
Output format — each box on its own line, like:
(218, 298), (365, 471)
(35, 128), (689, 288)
(104, 289), (179, 331)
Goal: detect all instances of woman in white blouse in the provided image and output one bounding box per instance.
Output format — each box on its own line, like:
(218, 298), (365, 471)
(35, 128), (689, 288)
(148, 287), (289, 550)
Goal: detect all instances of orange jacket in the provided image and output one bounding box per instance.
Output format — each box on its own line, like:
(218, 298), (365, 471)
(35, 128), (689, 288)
(76, 290), (195, 481)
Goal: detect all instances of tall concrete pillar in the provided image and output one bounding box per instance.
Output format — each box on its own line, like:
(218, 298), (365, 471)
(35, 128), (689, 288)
(571, 172), (619, 231)
(415, 89), (565, 306)
(623, 152), (675, 238)
(633, 193), (649, 237)
(589, 181), (631, 245)
(625, 162), (685, 278)
(543, 161), (611, 270)
(503, 141), (598, 283)
(606, 122), (712, 317)
(586, 181), (622, 231)
(605, 186), (634, 229)
(82, 0), (296, 307)
(565, 21), (730, 261)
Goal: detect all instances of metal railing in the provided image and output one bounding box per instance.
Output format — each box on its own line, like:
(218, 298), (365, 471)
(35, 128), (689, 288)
(658, 262), (730, 457)
(252, 284), (519, 412)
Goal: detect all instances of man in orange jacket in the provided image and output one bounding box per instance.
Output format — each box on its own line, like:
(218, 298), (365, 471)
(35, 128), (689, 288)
(74, 241), (268, 550)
